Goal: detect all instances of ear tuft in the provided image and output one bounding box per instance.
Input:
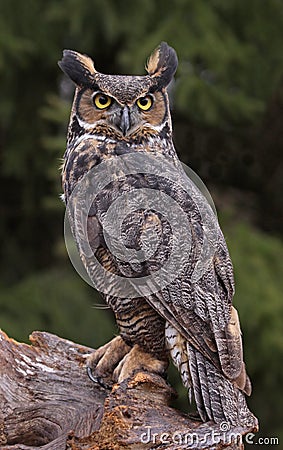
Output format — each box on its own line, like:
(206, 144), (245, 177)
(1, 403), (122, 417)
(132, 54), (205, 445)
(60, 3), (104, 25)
(146, 42), (178, 87)
(58, 50), (96, 86)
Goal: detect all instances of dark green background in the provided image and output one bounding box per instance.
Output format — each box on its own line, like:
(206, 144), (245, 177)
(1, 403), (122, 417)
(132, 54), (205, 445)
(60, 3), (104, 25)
(0, 0), (282, 445)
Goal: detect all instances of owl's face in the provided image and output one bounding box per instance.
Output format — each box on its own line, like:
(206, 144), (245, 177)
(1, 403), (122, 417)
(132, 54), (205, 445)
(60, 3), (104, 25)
(59, 42), (178, 142)
(76, 80), (168, 139)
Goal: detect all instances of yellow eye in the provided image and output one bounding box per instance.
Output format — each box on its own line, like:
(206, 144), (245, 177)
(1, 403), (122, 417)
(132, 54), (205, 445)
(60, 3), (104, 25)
(136, 95), (153, 111)
(93, 93), (112, 109)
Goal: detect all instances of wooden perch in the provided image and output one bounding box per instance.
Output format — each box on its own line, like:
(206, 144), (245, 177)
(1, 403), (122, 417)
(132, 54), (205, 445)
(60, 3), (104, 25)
(0, 330), (257, 450)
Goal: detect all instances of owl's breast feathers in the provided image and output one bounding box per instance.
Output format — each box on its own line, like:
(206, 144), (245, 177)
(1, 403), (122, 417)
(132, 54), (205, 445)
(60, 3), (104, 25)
(62, 131), (174, 201)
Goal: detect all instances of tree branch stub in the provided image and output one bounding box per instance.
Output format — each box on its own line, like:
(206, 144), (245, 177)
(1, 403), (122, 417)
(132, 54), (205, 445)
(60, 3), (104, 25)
(0, 330), (258, 449)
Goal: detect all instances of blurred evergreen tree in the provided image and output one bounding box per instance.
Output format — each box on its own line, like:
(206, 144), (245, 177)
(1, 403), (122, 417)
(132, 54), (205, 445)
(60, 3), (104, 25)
(0, 265), (115, 349)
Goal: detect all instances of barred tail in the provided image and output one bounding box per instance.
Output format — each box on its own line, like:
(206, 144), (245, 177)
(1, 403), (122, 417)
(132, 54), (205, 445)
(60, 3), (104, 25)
(165, 322), (192, 390)
(165, 323), (258, 427)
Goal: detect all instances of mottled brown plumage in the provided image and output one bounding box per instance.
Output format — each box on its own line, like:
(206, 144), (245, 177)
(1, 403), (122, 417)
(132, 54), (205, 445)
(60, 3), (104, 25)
(59, 42), (257, 427)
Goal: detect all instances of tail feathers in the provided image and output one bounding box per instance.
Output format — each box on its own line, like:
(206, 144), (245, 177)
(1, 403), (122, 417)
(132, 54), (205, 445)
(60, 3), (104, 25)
(166, 323), (257, 427)
(188, 344), (257, 427)
(165, 323), (191, 389)
(189, 344), (217, 422)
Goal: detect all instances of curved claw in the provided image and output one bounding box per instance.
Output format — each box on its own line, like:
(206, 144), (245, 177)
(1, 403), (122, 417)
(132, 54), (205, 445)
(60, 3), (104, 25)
(86, 366), (111, 390)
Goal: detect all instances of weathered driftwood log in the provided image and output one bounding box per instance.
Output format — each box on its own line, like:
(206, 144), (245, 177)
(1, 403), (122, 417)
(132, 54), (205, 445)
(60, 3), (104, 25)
(0, 330), (257, 450)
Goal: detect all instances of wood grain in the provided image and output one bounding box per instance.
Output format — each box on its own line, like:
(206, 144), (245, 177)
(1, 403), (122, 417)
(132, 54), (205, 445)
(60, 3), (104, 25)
(0, 330), (257, 449)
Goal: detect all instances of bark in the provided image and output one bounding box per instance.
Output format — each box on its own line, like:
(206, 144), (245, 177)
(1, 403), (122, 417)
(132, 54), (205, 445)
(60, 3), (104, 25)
(0, 330), (257, 450)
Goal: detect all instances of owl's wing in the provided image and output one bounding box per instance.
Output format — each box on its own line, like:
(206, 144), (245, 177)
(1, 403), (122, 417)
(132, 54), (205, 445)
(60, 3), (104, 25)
(135, 221), (249, 389)
(149, 238), (250, 389)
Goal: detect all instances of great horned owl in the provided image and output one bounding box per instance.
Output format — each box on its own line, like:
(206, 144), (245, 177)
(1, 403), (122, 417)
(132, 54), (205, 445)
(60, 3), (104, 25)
(59, 42), (257, 426)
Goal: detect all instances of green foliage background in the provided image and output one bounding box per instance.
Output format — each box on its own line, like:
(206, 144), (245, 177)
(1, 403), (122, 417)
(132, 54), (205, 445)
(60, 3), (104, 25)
(0, 0), (282, 445)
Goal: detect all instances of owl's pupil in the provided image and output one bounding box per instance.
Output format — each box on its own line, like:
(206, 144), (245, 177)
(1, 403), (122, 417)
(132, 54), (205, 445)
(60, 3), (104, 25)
(139, 98), (148, 106)
(99, 95), (108, 105)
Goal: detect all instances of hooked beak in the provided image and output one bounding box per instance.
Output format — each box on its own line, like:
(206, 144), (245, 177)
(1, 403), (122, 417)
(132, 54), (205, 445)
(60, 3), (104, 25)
(119, 106), (131, 136)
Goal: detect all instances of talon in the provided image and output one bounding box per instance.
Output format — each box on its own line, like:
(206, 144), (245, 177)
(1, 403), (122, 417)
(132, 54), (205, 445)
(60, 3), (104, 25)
(87, 366), (111, 389)
(85, 336), (131, 388)
(87, 365), (97, 383)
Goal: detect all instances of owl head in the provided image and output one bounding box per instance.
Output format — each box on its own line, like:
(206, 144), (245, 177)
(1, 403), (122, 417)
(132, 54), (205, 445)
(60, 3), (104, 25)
(58, 42), (178, 142)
